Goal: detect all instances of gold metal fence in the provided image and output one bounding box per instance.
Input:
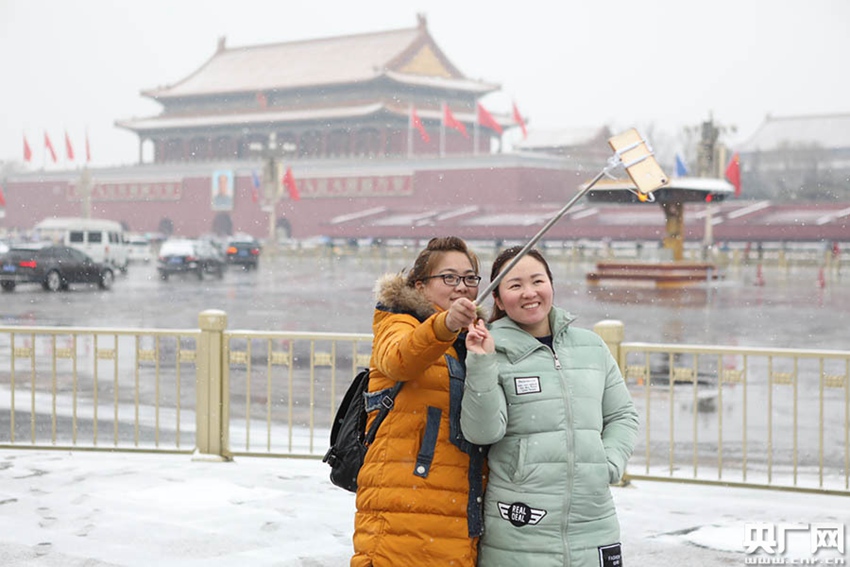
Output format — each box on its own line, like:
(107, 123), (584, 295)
(222, 326), (374, 459)
(0, 324), (200, 453)
(2, 313), (848, 495)
(616, 339), (850, 495)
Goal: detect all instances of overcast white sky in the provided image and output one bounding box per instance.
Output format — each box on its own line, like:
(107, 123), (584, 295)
(1, 0), (849, 169)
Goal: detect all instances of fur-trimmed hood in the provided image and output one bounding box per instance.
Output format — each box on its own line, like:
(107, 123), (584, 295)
(373, 272), (436, 322)
(373, 272), (487, 322)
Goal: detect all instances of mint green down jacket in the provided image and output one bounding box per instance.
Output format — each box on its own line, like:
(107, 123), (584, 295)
(461, 307), (639, 567)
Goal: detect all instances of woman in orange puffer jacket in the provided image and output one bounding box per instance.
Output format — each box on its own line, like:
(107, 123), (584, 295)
(351, 237), (488, 567)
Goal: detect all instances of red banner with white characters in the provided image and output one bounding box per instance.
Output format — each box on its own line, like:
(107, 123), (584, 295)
(67, 180), (183, 201)
(296, 175), (413, 198)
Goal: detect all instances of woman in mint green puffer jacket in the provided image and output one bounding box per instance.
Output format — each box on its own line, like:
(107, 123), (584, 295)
(461, 247), (639, 567)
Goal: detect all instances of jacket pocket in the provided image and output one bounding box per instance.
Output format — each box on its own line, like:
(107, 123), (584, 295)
(413, 406), (442, 478)
(511, 437), (528, 484)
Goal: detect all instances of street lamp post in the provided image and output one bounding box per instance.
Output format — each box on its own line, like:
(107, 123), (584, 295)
(79, 167), (93, 219)
(250, 133), (281, 256)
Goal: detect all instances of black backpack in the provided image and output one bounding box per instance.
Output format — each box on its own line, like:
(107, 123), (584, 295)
(322, 368), (402, 492)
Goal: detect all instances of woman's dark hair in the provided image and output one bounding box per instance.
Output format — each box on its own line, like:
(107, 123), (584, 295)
(488, 246), (553, 323)
(405, 236), (480, 287)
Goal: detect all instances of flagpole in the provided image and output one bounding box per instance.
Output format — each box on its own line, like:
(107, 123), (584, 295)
(473, 113), (479, 156)
(440, 103), (446, 158)
(407, 105), (413, 158)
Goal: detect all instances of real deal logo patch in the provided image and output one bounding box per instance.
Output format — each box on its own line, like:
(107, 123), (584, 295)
(497, 501), (547, 527)
(513, 376), (541, 395)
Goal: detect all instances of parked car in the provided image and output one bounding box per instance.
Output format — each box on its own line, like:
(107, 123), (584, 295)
(157, 239), (225, 281)
(126, 234), (154, 264)
(0, 244), (115, 292)
(224, 235), (261, 269)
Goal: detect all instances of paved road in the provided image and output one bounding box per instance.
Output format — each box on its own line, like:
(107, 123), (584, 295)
(1, 249), (847, 351)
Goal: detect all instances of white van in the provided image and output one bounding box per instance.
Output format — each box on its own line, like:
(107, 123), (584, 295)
(33, 217), (130, 272)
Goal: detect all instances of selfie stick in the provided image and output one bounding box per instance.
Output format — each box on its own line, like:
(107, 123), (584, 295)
(474, 128), (668, 305)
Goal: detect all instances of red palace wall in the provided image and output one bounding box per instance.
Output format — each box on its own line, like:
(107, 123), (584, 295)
(5, 165), (847, 243)
(1, 164), (585, 239)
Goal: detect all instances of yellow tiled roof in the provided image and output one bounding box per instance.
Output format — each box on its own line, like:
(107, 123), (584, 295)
(143, 23), (496, 99)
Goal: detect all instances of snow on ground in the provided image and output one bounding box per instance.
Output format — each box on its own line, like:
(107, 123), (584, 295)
(0, 449), (847, 566)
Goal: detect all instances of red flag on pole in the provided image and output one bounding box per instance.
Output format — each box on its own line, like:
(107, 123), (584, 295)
(283, 167), (300, 201)
(512, 102), (527, 139)
(725, 152), (741, 197)
(256, 92), (268, 109)
(44, 132), (57, 163)
(85, 131), (91, 163)
(23, 135), (32, 162)
(411, 106), (430, 143)
(65, 131), (75, 161)
(0, 183), (6, 207)
(476, 103), (503, 134)
(443, 103), (469, 139)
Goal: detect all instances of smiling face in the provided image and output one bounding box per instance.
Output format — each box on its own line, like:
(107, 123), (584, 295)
(494, 254), (554, 337)
(416, 250), (478, 312)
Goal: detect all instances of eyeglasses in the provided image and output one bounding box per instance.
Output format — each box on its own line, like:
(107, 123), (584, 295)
(422, 274), (482, 287)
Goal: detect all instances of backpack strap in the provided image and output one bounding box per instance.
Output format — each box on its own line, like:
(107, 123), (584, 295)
(363, 381), (403, 445)
(327, 368), (371, 446)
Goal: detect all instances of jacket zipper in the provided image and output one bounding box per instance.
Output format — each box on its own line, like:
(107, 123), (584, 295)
(550, 347), (562, 370)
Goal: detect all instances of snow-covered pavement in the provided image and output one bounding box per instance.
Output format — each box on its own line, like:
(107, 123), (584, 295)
(0, 449), (846, 566)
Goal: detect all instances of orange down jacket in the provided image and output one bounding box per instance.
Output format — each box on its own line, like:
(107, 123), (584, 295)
(351, 274), (487, 567)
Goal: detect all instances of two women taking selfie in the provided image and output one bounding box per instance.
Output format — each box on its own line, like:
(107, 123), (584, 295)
(352, 239), (637, 567)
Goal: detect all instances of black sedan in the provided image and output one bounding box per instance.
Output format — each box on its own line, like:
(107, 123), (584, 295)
(224, 237), (261, 269)
(0, 245), (115, 292)
(157, 238), (226, 281)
